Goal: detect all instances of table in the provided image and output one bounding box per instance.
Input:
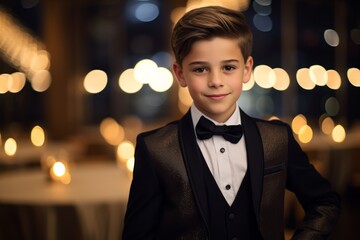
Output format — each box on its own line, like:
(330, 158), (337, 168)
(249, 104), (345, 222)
(0, 161), (131, 240)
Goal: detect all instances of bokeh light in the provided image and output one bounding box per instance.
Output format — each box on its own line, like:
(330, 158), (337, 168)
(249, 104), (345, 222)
(298, 125), (313, 143)
(243, 72), (255, 91)
(347, 68), (360, 87)
(332, 124), (346, 143)
(8, 72), (26, 93)
(273, 68), (290, 91)
(324, 29), (340, 47)
(254, 65), (275, 88)
(117, 140), (135, 163)
(148, 67), (173, 92)
(296, 68), (316, 90)
(326, 69), (341, 90)
(134, 3), (159, 22)
(4, 138), (17, 156)
(52, 161), (66, 177)
(31, 69), (51, 92)
(83, 69), (108, 94)
(118, 68), (143, 94)
(253, 14), (272, 32)
(126, 157), (135, 172)
(31, 125), (45, 147)
(134, 59), (158, 84)
(320, 115), (335, 135)
(99, 118), (125, 146)
(325, 97), (340, 116)
(0, 74), (10, 93)
(309, 65), (328, 86)
(292, 114), (307, 134)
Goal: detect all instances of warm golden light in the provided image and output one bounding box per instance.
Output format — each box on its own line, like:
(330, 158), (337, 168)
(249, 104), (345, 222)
(134, 59), (158, 84)
(49, 161), (71, 184)
(326, 69), (341, 90)
(99, 118), (125, 145)
(83, 69), (108, 94)
(149, 67), (173, 92)
(332, 125), (346, 143)
(126, 157), (135, 172)
(31, 125), (45, 147)
(298, 125), (313, 143)
(0, 9), (51, 82)
(4, 138), (17, 156)
(31, 70), (52, 92)
(52, 161), (66, 177)
(0, 74), (10, 93)
(291, 114), (307, 134)
(320, 116), (335, 135)
(30, 50), (51, 71)
(309, 65), (328, 86)
(273, 68), (290, 91)
(253, 65), (276, 88)
(8, 72), (26, 93)
(296, 68), (316, 90)
(347, 68), (360, 87)
(118, 68), (143, 93)
(243, 72), (255, 91)
(117, 140), (135, 163)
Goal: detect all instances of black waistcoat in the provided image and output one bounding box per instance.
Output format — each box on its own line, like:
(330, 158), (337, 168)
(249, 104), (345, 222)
(202, 158), (263, 240)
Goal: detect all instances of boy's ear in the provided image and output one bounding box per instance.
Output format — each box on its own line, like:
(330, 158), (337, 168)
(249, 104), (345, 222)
(242, 56), (254, 84)
(173, 63), (187, 87)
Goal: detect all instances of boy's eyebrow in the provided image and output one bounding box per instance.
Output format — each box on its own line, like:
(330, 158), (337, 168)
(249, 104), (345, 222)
(188, 59), (240, 65)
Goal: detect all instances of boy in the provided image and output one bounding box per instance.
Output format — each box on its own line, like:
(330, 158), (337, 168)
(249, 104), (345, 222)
(123, 6), (341, 240)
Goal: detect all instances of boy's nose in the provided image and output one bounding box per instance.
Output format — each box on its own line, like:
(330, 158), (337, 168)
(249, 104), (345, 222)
(208, 72), (223, 88)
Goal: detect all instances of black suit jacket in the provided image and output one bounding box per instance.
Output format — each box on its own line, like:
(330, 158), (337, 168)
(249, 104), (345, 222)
(123, 109), (341, 240)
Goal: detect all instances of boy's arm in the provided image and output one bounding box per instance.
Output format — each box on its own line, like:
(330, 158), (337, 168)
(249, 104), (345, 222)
(122, 134), (162, 240)
(285, 125), (341, 240)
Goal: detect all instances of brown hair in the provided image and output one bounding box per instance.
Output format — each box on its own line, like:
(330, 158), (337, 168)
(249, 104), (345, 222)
(171, 6), (253, 65)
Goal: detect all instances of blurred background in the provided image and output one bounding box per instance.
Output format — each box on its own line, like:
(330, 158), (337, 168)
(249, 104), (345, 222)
(0, 0), (359, 239)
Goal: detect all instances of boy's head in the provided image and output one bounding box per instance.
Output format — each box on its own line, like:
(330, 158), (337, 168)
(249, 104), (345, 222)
(171, 5), (253, 66)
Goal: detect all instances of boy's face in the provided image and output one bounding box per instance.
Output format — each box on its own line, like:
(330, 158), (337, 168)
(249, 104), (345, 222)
(173, 37), (253, 123)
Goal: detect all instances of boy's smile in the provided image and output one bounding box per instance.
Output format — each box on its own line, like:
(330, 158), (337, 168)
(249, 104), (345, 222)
(173, 37), (253, 123)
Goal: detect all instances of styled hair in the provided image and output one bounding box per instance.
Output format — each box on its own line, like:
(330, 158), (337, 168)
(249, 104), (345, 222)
(171, 6), (253, 65)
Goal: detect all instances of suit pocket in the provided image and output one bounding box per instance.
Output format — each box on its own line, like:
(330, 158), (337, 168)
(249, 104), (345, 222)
(264, 162), (285, 175)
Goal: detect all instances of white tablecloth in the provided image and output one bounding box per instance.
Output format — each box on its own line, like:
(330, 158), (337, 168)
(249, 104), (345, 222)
(0, 161), (131, 240)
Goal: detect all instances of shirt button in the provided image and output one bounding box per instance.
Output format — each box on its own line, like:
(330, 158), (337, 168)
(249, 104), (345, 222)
(228, 212), (235, 220)
(225, 184), (231, 190)
(220, 147), (225, 153)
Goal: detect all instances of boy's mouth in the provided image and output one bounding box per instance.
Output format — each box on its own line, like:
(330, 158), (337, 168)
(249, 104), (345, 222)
(205, 93), (229, 100)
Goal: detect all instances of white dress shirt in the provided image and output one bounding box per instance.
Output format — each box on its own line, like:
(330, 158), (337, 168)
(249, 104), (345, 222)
(191, 104), (248, 206)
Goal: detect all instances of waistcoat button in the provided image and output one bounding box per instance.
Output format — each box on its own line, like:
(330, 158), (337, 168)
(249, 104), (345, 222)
(228, 212), (235, 220)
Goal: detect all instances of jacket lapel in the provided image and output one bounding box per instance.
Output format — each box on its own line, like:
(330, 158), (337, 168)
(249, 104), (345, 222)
(178, 110), (210, 228)
(241, 110), (264, 225)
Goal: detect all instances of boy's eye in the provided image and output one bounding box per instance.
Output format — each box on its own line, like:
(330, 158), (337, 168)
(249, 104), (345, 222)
(223, 65), (236, 71)
(193, 67), (206, 73)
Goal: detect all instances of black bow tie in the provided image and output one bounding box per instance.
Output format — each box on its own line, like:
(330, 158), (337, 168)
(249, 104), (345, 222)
(195, 116), (243, 144)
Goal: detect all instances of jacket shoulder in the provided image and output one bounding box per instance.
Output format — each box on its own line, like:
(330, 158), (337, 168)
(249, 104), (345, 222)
(138, 120), (179, 139)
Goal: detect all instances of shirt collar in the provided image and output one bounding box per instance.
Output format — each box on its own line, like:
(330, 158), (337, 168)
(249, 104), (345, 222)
(190, 104), (241, 129)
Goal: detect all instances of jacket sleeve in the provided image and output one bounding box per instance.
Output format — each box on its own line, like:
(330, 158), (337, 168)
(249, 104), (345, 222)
(122, 134), (162, 240)
(285, 125), (341, 240)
